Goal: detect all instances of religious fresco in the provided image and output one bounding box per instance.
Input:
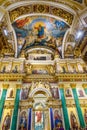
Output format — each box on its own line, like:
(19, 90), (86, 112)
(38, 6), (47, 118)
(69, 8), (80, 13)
(32, 69), (48, 74)
(51, 88), (59, 99)
(18, 110), (28, 130)
(81, 108), (87, 125)
(68, 107), (79, 129)
(64, 88), (73, 98)
(70, 111), (78, 129)
(12, 16), (69, 56)
(20, 87), (29, 100)
(76, 88), (85, 98)
(34, 103), (44, 130)
(1, 109), (12, 130)
(6, 88), (15, 99)
(53, 109), (64, 130)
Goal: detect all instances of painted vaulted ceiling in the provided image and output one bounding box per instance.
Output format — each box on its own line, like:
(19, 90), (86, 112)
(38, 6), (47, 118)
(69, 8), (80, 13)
(0, 0), (87, 60)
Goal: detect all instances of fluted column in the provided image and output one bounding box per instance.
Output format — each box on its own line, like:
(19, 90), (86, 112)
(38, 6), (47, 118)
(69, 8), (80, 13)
(82, 84), (87, 95)
(0, 84), (9, 122)
(11, 84), (21, 130)
(70, 83), (85, 128)
(59, 84), (70, 130)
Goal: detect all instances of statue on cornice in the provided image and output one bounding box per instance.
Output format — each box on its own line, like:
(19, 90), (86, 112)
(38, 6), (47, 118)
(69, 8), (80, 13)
(47, 65), (55, 75)
(25, 63), (32, 74)
(0, 29), (14, 57)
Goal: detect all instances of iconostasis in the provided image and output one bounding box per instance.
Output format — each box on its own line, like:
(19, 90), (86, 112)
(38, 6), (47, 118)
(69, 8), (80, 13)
(0, 81), (87, 130)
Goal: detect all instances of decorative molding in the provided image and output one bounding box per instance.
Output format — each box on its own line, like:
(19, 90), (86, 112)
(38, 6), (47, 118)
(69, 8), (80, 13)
(70, 83), (76, 88)
(0, 73), (25, 81)
(16, 84), (22, 89)
(2, 84), (9, 89)
(82, 84), (87, 89)
(9, 4), (74, 25)
(58, 84), (64, 88)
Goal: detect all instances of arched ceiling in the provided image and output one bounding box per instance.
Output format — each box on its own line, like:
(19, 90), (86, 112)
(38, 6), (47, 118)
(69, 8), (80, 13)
(0, 0), (87, 60)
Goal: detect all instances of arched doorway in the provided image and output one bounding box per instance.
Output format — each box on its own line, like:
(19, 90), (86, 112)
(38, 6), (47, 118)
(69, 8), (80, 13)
(30, 89), (51, 130)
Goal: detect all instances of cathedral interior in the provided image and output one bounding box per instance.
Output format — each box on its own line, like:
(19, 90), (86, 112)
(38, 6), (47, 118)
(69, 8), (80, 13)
(0, 0), (87, 130)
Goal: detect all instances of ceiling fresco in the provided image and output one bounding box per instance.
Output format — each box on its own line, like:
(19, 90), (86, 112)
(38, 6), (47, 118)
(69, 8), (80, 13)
(12, 16), (69, 56)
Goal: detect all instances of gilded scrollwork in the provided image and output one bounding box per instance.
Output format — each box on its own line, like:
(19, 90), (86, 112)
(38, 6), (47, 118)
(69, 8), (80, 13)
(25, 63), (32, 74)
(74, 47), (81, 58)
(47, 65), (55, 75)
(30, 81), (50, 91)
(9, 4), (73, 25)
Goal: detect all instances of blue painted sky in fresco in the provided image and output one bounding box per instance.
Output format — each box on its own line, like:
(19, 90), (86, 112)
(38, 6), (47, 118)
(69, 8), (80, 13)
(12, 17), (69, 55)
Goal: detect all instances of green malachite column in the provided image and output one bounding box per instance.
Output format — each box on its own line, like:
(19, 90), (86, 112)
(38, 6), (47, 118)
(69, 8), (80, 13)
(0, 84), (9, 122)
(59, 84), (70, 130)
(11, 84), (21, 130)
(82, 84), (87, 95)
(71, 84), (85, 128)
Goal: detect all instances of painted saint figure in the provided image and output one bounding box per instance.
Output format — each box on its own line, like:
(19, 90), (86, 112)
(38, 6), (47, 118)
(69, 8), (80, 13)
(65, 88), (72, 97)
(36, 111), (42, 123)
(51, 88), (59, 99)
(8, 89), (14, 98)
(21, 87), (29, 100)
(84, 109), (87, 125)
(2, 113), (11, 130)
(54, 110), (63, 129)
(70, 111), (78, 129)
(35, 24), (45, 38)
(19, 111), (27, 130)
(78, 89), (84, 97)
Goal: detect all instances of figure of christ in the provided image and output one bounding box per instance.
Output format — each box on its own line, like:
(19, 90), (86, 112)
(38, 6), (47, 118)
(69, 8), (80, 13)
(36, 111), (42, 123)
(34, 24), (46, 39)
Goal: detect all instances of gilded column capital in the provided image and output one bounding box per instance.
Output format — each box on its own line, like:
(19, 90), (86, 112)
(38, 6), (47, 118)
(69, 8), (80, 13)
(58, 84), (64, 89)
(16, 84), (21, 89)
(82, 84), (87, 89)
(70, 83), (76, 89)
(2, 84), (9, 89)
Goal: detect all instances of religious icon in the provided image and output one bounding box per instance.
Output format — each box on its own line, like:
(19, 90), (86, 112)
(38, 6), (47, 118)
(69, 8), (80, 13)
(18, 111), (27, 130)
(2, 112), (11, 130)
(54, 110), (64, 130)
(51, 88), (59, 99)
(35, 111), (43, 130)
(20, 87), (29, 100)
(77, 89), (84, 97)
(34, 24), (46, 39)
(70, 111), (78, 129)
(65, 88), (72, 97)
(7, 88), (14, 98)
(84, 109), (87, 125)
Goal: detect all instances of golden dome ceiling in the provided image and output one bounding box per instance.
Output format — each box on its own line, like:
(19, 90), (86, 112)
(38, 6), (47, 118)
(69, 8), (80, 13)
(0, 0), (87, 59)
